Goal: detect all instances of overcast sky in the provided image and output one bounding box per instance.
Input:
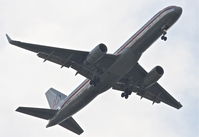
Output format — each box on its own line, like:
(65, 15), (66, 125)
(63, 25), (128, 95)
(0, 0), (198, 137)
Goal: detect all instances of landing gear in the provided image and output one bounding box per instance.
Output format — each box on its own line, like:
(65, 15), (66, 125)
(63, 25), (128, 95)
(161, 26), (168, 41)
(90, 80), (96, 86)
(90, 77), (100, 86)
(161, 35), (167, 41)
(125, 94), (129, 99)
(121, 92), (125, 97)
(121, 89), (132, 99)
(121, 92), (129, 99)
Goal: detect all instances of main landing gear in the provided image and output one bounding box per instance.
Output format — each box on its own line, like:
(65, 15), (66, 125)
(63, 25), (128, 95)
(121, 89), (132, 99)
(90, 77), (100, 86)
(161, 26), (168, 41)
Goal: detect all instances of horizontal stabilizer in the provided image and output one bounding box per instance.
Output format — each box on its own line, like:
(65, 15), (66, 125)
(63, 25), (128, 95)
(16, 107), (57, 120)
(16, 107), (84, 135)
(60, 117), (84, 135)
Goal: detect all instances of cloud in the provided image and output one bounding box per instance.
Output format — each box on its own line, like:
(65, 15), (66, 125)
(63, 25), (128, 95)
(0, 0), (198, 137)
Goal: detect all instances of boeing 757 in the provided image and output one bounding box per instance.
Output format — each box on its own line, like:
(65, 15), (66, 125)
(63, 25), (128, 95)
(7, 6), (182, 135)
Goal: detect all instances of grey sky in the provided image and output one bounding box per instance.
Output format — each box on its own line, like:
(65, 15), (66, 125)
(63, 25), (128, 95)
(0, 0), (198, 137)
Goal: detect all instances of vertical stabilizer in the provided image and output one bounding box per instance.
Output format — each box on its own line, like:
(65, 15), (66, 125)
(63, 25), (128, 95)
(45, 88), (67, 110)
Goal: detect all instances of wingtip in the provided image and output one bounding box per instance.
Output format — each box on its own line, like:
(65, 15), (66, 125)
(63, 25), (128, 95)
(174, 101), (182, 109)
(15, 107), (21, 112)
(6, 34), (12, 43)
(15, 107), (24, 112)
(178, 102), (183, 109)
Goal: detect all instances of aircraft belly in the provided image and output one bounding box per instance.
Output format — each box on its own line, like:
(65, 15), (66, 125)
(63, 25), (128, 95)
(98, 50), (142, 90)
(110, 53), (140, 76)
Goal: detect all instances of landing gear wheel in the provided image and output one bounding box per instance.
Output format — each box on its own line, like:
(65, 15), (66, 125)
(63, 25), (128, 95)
(121, 89), (132, 99)
(90, 77), (100, 86)
(121, 93), (125, 98)
(161, 36), (167, 41)
(90, 80), (96, 86)
(125, 94), (129, 99)
(161, 26), (168, 41)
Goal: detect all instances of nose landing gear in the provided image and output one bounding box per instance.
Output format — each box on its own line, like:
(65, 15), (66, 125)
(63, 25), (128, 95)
(161, 26), (168, 41)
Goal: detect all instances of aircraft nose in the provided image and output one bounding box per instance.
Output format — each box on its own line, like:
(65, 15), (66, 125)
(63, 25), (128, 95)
(175, 7), (182, 16)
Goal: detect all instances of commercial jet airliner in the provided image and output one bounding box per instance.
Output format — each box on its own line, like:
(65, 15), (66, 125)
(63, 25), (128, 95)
(7, 6), (182, 135)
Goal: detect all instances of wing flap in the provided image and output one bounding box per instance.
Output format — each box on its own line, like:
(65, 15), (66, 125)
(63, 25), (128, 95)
(148, 84), (182, 109)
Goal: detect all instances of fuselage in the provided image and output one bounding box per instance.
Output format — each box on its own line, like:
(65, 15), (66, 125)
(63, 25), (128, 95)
(47, 6), (182, 127)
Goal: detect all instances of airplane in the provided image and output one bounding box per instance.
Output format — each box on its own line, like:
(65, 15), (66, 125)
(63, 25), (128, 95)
(6, 6), (182, 135)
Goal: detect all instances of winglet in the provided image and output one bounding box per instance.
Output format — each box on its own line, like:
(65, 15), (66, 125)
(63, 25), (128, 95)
(6, 34), (12, 43)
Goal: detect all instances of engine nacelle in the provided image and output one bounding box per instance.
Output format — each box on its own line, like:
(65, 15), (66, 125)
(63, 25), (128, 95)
(84, 43), (107, 65)
(141, 66), (164, 89)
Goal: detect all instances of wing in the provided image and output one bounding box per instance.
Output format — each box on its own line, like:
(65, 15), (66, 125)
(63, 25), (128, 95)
(112, 63), (182, 109)
(6, 34), (117, 80)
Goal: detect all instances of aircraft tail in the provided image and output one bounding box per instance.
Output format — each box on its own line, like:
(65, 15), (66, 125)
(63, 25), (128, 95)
(16, 107), (84, 135)
(16, 88), (84, 135)
(45, 88), (67, 110)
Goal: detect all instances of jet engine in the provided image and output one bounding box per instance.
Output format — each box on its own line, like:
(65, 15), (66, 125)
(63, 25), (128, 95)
(84, 43), (107, 65)
(141, 66), (164, 89)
